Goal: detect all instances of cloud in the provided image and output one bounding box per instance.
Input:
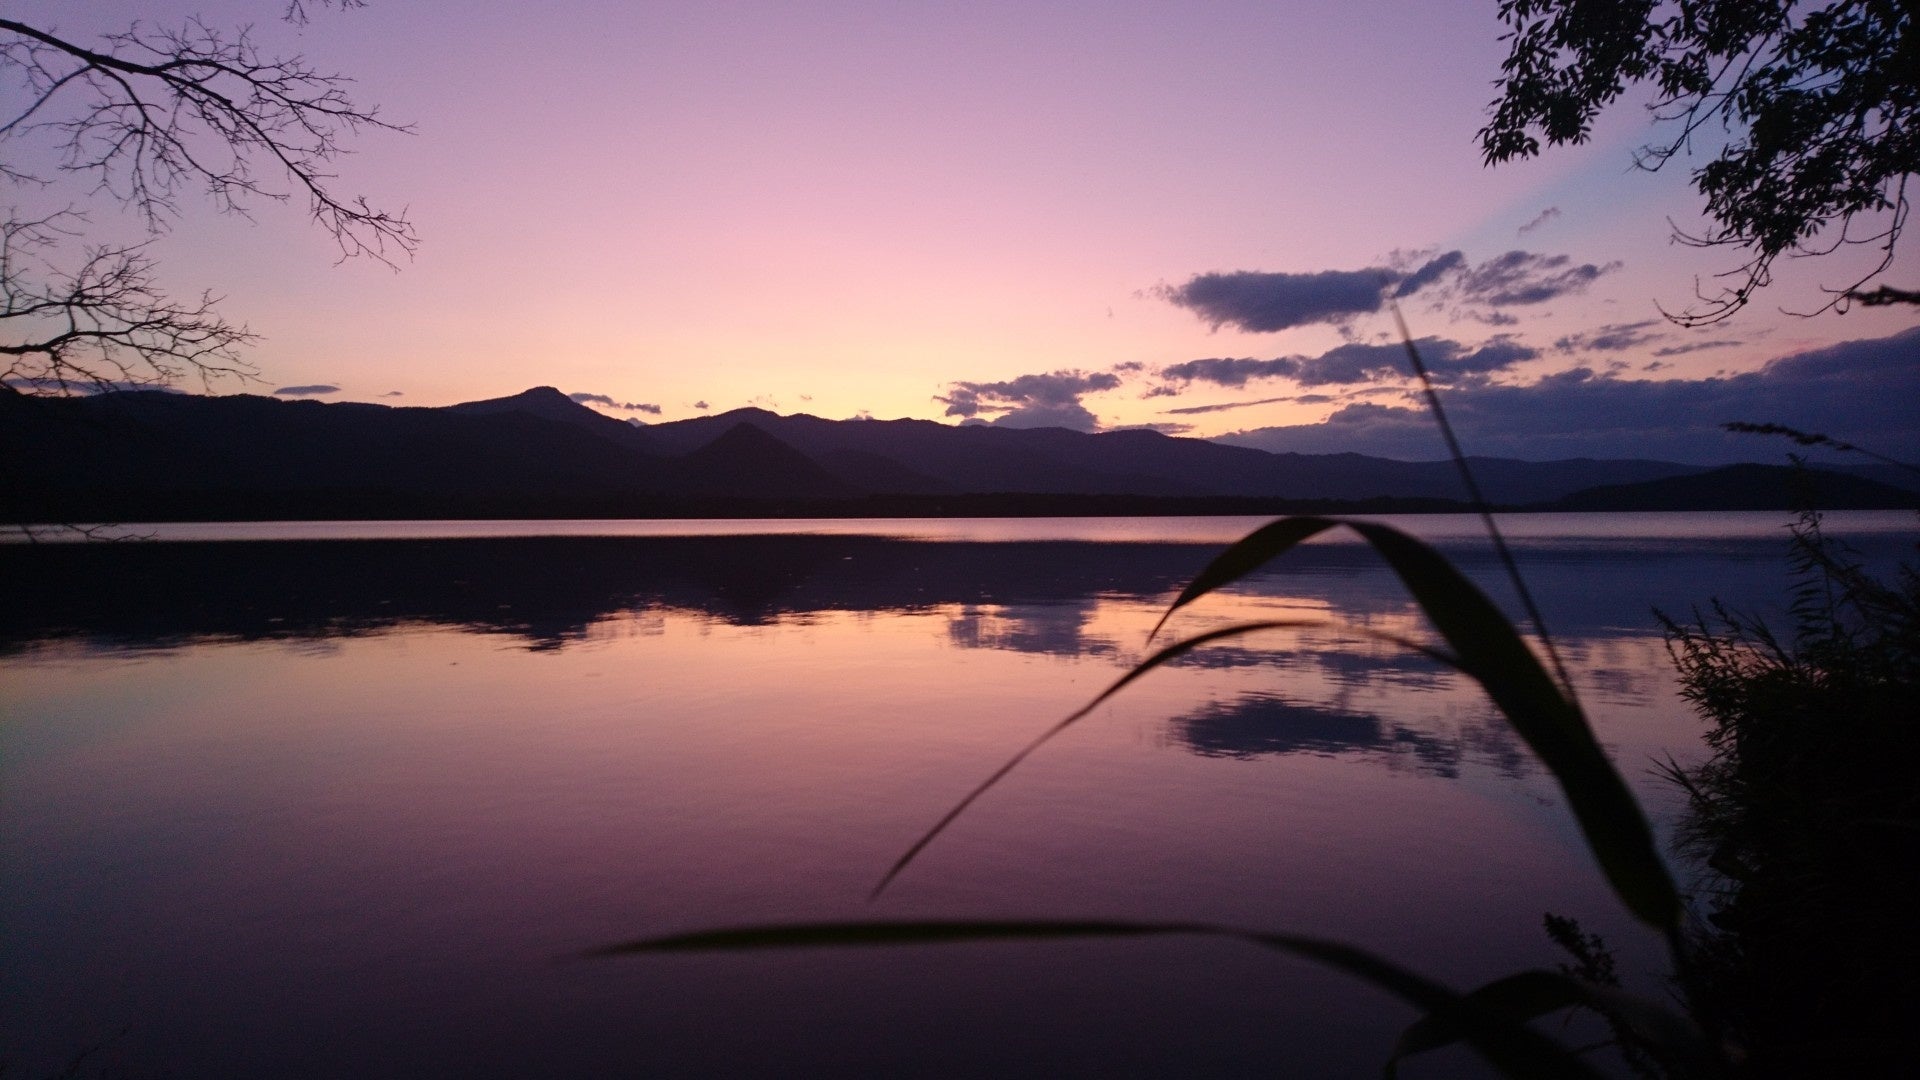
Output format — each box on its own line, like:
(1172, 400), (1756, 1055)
(1110, 422), (1195, 435)
(1158, 268), (1388, 332)
(1517, 207), (1562, 235)
(273, 384), (340, 396)
(1652, 339), (1741, 357)
(379, 390), (404, 398)
(937, 369), (1120, 431)
(1158, 356), (1299, 388)
(1555, 320), (1663, 353)
(1161, 337), (1535, 390)
(1213, 326), (1920, 463)
(1389, 250), (1466, 298)
(569, 391), (662, 414)
(1163, 395), (1296, 416)
(1456, 250), (1619, 306)
(1161, 249), (1614, 333)
(4, 377), (183, 394)
(693, 400), (709, 410)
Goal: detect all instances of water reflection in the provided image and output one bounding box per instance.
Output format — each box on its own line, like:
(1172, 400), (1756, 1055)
(1, 536), (1206, 653)
(2, 527), (1848, 655)
(1163, 640), (1452, 691)
(5, 520), (1865, 1079)
(1169, 692), (1530, 779)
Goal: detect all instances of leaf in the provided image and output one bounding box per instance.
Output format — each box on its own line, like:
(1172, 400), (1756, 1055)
(1149, 517), (1343, 642)
(1389, 970), (1719, 1079)
(1389, 971), (1586, 1075)
(586, 918), (1612, 1080)
(1148, 517), (1680, 931)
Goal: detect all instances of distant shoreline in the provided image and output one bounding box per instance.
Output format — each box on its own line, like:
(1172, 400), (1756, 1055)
(8, 481), (1913, 528)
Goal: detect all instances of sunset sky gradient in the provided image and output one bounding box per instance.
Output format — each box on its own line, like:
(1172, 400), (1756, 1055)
(13, 0), (1917, 462)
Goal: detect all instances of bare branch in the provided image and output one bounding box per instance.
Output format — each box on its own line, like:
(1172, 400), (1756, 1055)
(1, 209), (257, 395)
(0, 14), (415, 264)
(0, 6), (408, 406)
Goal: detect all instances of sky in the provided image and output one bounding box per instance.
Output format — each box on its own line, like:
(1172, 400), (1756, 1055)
(8, 0), (1917, 463)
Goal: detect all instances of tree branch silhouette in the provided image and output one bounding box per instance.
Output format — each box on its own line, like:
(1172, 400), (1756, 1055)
(0, 2), (409, 396)
(1481, 1), (1916, 325)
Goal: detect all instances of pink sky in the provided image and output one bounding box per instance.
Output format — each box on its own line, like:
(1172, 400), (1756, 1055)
(9, 1), (1916, 457)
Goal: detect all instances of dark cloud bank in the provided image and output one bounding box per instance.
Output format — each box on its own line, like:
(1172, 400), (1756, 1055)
(939, 370), (1121, 431)
(1161, 336), (1536, 389)
(1159, 249), (1614, 333)
(1214, 327), (1920, 463)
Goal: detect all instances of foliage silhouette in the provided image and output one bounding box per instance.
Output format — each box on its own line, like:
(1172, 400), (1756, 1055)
(1660, 503), (1919, 1073)
(1480, 0), (1917, 324)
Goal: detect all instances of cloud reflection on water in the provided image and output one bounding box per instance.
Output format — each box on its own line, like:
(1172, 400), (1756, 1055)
(1168, 692), (1530, 779)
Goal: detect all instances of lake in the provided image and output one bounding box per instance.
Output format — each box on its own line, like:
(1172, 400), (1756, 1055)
(4, 512), (1912, 1078)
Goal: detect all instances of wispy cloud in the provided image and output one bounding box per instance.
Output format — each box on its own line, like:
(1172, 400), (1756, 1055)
(1296, 336), (1536, 385)
(273, 384), (340, 396)
(4, 377), (182, 394)
(1652, 339), (1742, 357)
(1389, 250), (1466, 298)
(1162, 395), (1295, 416)
(1158, 336), (1536, 391)
(1455, 250), (1619, 306)
(1517, 207), (1562, 235)
(1554, 320), (1663, 353)
(570, 391), (662, 414)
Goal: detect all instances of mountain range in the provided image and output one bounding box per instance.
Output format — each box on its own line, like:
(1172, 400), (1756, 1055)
(5, 386), (1913, 521)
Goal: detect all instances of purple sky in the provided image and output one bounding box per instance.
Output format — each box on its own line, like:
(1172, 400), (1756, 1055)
(11, 1), (1917, 461)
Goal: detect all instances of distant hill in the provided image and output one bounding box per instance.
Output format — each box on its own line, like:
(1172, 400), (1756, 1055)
(4, 387), (1912, 521)
(1549, 464), (1919, 511)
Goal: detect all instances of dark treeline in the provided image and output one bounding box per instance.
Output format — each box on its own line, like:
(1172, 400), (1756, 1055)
(10, 476), (1913, 524)
(1, 530), (1857, 656)
(7, 488), (1487, 523)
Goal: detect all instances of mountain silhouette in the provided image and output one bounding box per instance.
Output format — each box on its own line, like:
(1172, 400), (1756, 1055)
(680, 421), (853, 498)
(1549, 463), (1918, 511)
(4, 387), (1912, 521)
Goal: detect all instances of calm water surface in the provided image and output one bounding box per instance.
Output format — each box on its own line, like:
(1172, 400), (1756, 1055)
(3, 512), (1911, 1077)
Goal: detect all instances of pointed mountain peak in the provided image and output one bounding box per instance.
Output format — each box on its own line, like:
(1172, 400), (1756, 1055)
(680, 420), (850, 497)
(696, 419), (785, 450)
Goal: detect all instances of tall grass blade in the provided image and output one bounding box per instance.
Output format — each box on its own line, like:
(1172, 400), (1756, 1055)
(872, 619), (1348, 899)
(1388, 970), (1717, 1077)
(586, 918), (1612, 1080)
(1148, 517), (1341, 641)
(1391, 302), (1577, 699)
(1146, 515), (1679, 929)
